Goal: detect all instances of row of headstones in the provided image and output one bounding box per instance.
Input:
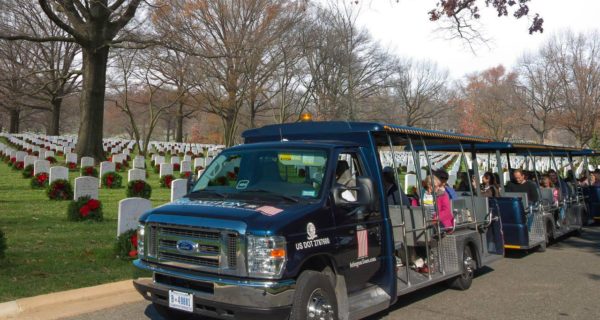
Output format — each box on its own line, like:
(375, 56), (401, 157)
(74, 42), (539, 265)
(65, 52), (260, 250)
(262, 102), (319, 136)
(74, 175), (189, 209)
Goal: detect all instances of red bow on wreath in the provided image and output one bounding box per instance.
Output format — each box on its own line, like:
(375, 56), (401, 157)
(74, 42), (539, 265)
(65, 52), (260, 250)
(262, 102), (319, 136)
(129, 233), (138, 257)
(79, 199), (101, 217)
(133, 181), (145, 193)
(106, 174), (114, 186)
(37, 173), (49, 183)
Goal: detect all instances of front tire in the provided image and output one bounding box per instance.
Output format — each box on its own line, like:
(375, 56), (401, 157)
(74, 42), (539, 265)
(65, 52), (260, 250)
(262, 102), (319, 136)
(449, 245), (475, 290)
(289, 270), (338, 320)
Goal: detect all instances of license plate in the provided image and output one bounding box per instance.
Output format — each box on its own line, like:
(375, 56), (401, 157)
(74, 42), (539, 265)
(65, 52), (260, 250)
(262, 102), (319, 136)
(168, 290), (194, 313)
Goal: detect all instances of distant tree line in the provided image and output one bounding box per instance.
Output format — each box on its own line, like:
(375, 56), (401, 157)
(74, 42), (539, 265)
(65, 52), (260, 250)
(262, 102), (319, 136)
(0, 0), (561, 159)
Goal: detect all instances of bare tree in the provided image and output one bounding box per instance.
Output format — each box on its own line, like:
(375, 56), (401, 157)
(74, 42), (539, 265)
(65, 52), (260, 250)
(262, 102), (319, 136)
(548, 31), (600, 147)
(389, 59), (451, 127)
(0, 0), (143, 160)
(156, 0), (305, 146)
(109, 49), (186, 155)
(516, 47), (562, 144)
(460, 65), (522, 140)
(302, 1), (391, 121)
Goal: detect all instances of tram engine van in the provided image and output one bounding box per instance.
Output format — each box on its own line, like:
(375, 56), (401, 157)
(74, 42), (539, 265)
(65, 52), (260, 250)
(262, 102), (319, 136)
(132, 122), (504, 320)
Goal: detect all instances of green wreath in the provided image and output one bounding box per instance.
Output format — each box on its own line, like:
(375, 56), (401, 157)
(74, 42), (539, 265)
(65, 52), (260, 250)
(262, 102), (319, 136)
(31, 172), (49, 189)
(47, 179), (73, 200)
(114, 229), (138, 260)
(126, 180), (152, 199)
(67, 196), (103, 221)
(22, 164), (34, 178)
(160, 174), (175, 188)
(101, 171), (123, 188)
(80, 166), (98, 177)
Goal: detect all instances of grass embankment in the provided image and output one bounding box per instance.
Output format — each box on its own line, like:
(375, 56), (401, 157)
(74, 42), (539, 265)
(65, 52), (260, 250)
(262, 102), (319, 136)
(0, 144), (170, 302)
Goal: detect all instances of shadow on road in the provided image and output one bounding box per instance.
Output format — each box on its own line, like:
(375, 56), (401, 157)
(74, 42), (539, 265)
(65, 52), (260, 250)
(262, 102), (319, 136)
(364, 266), (494, 320)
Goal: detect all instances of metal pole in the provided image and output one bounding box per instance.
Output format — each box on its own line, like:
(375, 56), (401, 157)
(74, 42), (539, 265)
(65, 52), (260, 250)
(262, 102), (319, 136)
(407, 137), (431, 279)
(386, 133), (411, 285)
(420, 137), (444, 276)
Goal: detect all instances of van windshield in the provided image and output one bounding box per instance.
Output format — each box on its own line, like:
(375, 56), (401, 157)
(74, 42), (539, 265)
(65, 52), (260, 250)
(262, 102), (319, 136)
(190, 148), (329, 202)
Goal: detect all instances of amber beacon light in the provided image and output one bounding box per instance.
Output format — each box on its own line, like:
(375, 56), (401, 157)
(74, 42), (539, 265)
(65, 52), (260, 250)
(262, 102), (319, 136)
(299, 112), (313, 122)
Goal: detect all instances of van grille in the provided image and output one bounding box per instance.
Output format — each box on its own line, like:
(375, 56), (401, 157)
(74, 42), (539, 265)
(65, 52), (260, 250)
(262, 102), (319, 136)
(146, 223), (239, 271)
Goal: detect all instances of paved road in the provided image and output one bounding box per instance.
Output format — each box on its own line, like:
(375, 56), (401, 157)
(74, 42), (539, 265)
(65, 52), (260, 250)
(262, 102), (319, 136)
(68, 226), (600, 320)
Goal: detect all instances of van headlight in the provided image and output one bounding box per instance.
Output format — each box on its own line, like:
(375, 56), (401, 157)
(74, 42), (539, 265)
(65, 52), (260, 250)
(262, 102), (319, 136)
(137, 224), (145, 257)
(247, 235), (286, 279)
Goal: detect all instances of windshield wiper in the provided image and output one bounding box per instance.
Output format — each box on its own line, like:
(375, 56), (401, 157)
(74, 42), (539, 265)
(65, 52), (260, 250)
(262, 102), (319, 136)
(188, 190), (227, 198)
(240, 189), (299, 203)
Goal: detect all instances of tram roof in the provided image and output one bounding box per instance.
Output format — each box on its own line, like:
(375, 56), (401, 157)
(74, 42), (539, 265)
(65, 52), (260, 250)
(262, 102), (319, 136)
(242, 121), (491, 144)
(414, 142), (583, 154)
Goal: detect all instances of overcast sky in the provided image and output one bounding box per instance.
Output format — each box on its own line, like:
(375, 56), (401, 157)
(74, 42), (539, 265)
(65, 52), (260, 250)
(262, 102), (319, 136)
(354, 0), (600, 79)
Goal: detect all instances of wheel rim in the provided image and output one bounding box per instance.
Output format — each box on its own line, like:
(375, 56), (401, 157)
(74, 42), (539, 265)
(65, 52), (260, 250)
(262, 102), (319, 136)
(307, 288), (335, 320)
(463, 249), (475, 279)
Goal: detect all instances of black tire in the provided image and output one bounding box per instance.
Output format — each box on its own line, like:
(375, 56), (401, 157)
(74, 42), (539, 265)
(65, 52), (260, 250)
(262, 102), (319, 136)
(449, 245), (475, 290)
(537, 240), (547, 252)
(153, 303), (193, 320)
(289, 270), (338, 320)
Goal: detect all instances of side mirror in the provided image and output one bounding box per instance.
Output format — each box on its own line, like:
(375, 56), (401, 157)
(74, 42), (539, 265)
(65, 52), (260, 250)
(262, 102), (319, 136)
(332, 176), (376, 211)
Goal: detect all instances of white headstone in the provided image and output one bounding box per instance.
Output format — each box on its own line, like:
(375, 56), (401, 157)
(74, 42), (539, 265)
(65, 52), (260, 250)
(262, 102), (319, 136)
(404, 174), (417, 194)
(49, 166), (69, 184)
(160, 163), (173, 177)
(24, 155), (37, 167)
(133, 157), (145, 169)
(128, 169), (146, 182)
(112, 154), (125, 164)
(44, 150), (55, 159)
(66, 152), (78, 164)
(99, 161), (116, 181)
(117, 198), (153, 236)
(154, 156), (165, 165)
(74, 176), (99, 200)
(81, 156), (94, 168)
(183, 155), (192, 162)
(170, 156), (181, 165)
(170, 179), (188, 202)
(15, 151), (27, 162)
(34, 160), (50, 175)
(180, 160), (192, 173)
(194, 158), (204, 169)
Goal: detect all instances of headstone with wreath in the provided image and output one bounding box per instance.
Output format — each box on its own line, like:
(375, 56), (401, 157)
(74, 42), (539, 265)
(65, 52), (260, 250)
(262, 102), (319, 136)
(49, 166), (69, 184)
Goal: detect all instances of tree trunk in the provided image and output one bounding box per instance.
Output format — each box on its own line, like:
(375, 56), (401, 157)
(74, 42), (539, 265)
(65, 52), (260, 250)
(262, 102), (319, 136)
(175, 102), (184, 142)
(9, 109), (19, 133)
(76, 46), (109, 161)
(48, 97), (62, 136)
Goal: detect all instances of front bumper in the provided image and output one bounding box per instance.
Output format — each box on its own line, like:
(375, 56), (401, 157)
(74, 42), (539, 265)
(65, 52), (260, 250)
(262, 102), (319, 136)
(133, 259), (294, 320)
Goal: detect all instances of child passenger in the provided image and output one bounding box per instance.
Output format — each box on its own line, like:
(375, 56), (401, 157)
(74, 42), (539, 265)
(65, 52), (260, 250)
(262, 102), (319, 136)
(422, 174), (454, 229)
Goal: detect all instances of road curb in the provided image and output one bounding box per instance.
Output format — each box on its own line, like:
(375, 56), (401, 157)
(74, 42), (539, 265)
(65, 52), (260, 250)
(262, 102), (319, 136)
(0, 279), (148, 320)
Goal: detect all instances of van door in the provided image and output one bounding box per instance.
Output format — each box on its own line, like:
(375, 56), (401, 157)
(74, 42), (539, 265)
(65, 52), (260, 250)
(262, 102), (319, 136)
(331, 149), (385, 293)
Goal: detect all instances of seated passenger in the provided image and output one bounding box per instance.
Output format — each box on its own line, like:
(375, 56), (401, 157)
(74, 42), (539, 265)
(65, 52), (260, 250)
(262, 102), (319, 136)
(540, 174), (559, 204)
(455, 172), (471, 192)
(505, 169), (540, 204)
(382, 167), (410, 206)
(548, 169), (568, 200)
(481, 172), (499, 197)
(434, 169), (458, 200)
(336, 160), (356, 201)
(593, 169), (600, 187)
(422, 175), (453, 229)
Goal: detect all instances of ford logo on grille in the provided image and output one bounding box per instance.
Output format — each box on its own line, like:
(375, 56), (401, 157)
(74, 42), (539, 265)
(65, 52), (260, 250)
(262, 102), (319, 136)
(176, 240), (197, 253)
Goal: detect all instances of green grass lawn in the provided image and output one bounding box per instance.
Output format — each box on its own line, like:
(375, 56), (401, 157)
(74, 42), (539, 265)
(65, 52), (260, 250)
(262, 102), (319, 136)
(0, 149), (171, 302)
